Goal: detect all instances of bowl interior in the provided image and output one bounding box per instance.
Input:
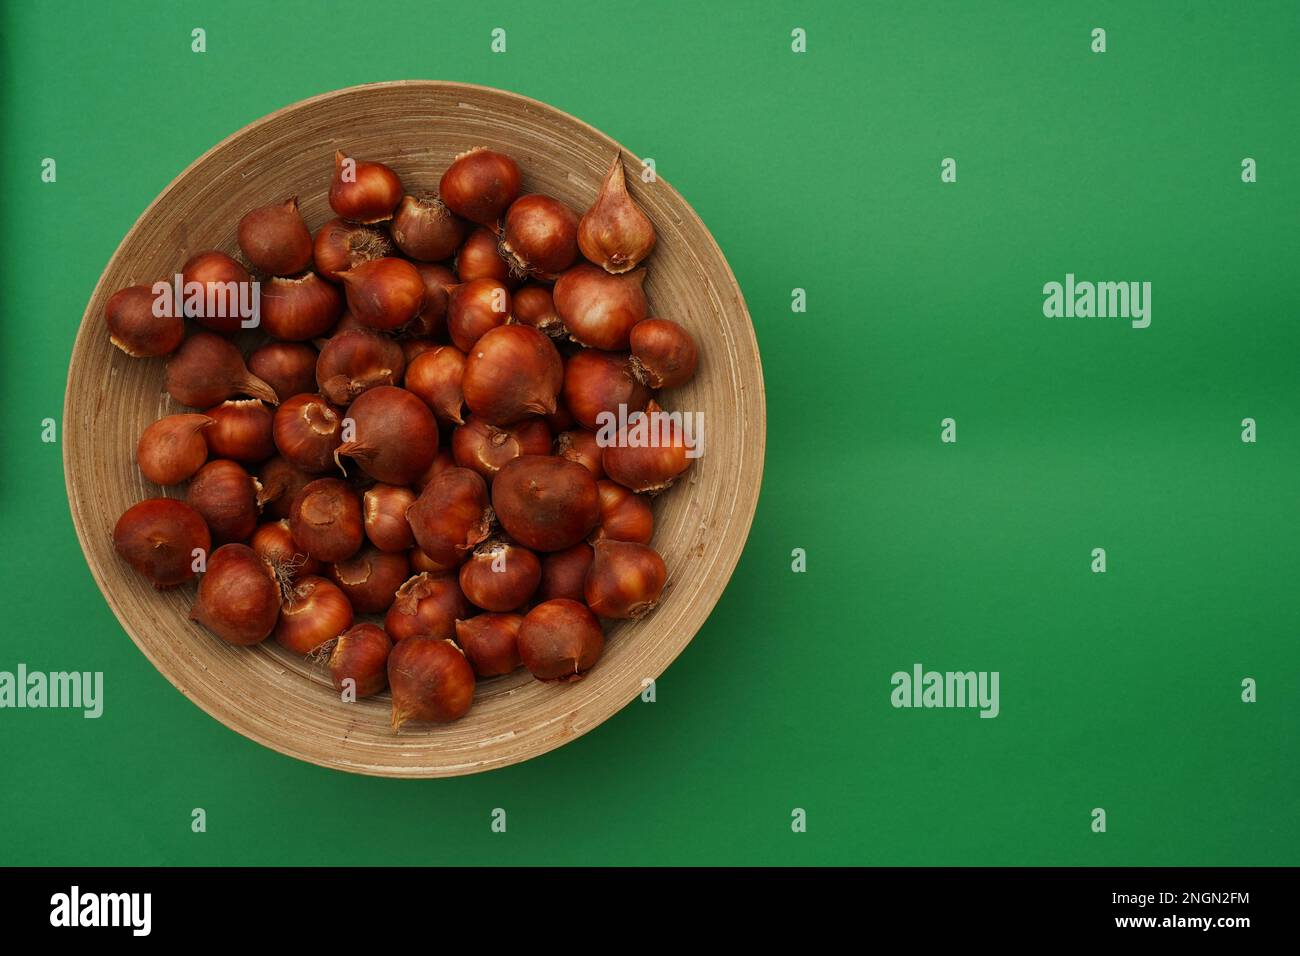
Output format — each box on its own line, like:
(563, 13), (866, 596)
(64, 81), (764, 777)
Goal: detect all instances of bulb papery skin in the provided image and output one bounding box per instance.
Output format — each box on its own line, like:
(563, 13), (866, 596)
(385, 572), (471, 642)
(391, 195), (468, 262)
(249, 342), (319, 402)
(313, 218), (394, 282)
(261, 272), (343, 341)
(165, 333), (278, 408)
(290, 477), (364, 563)
(136, 414), (214, 486)
(404, 345), (467, 426)
(275, 575), (353, 655)
(577, 153), (657, 274)
(584, 538), (666, 620)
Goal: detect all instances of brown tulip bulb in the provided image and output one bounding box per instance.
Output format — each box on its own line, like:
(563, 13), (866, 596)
(313, 217), (394, 282)
(451, 416), (552, 480)
(256, 456), (314, 520)
(491, 455), (600, 552)
(335, 385), (439, 486)
(165, 333), (278, 408)
(289, 477), (364, 562)
(204, 399), (275, 464)
(238, 196), (313, 276)
(630, 318), (698, 389)
(561, 349), (650, 430)
(384, 572), (471, 642)
(328, 546), (410, 614)
(251, 519), (322, 583)
(455, 614), (523, 677)
(261, 271), (342, 341)
(329, 151), (403, 223)
(511, 283), (565, 338)
(554, 430), (605, 480)
(439, 148), (521, 226)
(406, 466), (493, 568)
(113, 498), (211, 588)
(601, 400), (694, 493)
(315, 328), (406, 406)
(501, 193), (580, 279)
(577, 153), (657, 274)
(272, 393), (342, 473)
(458, 538), (542, 612)
(538, 542), (594, 603)
(409, 263), (457, 338)
(248, 342), (318, 402)
(339, 258), (425, 331)
(190, 543), (282, 646)
(590, 480), (654, 544)
(455, 225), (514, 284)
(389, 637), (476, 727)
(461, 325), (563, 425)
(181, 251), (254, 334)
(329, 623), (392, 698)
(391, 194), (468, 261)
(585, 539), (666, 619)
(185, 459), (261, 544)
(552, 264), (647, 350)
(447, 277), (511, 352)
(136, 414), (213, 486)
(363, 484), (416, 552)
(275, 575), (352, 655)
(404, 345), (467, 425)
(517, 599), (604, 682)
(105, 284), (184, 358)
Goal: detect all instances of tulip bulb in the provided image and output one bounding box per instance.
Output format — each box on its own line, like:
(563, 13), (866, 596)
(577, 153), (657, 274)
(329, 151), (403, 224)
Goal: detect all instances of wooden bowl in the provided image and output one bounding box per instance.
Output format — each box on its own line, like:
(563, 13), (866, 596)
(64, 81), (764, 777)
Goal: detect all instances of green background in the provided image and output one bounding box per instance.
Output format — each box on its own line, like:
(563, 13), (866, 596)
(2, 0), (1297, 865)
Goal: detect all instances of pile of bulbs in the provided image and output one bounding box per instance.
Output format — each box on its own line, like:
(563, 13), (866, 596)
(107, 146), (700, 728)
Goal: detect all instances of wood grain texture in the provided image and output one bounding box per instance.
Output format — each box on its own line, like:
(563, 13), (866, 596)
(63, 81), (765, 777)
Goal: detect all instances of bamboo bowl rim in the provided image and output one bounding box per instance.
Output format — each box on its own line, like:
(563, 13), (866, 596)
(64, 81), (765, 777)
